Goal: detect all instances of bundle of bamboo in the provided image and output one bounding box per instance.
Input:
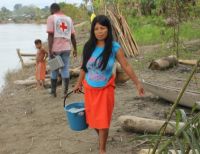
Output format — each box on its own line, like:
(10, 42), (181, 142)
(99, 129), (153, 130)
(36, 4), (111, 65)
(106, 9), (139, 57)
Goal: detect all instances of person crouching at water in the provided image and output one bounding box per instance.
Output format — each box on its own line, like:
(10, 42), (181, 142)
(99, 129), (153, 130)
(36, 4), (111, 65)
(35, 39), (48, 89)
(73, 15), (144, 154)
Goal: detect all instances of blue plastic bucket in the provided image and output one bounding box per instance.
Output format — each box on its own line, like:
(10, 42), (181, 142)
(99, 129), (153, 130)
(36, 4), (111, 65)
(64, 101), (88, 131)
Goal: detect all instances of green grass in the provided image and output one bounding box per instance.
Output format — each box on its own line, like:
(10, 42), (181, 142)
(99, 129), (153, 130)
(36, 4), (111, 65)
(128, 16), (200, 45)
(77, 44), (84, 55)
(180, 21), (200, 41)
(75, 15), (200, 69)
(132, 43), (200, 71)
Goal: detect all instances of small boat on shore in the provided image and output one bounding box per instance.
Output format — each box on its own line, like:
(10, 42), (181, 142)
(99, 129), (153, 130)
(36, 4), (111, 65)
(142, 80), (200, 110)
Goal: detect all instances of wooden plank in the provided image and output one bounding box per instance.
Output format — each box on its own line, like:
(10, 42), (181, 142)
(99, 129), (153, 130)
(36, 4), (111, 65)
(20, 53), (36, 57)
(178, 59), (197, 66)
(16, 49), (25, 68)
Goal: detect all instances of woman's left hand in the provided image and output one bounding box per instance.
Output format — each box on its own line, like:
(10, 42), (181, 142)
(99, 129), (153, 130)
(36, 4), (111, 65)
(136, 83), (145, 96)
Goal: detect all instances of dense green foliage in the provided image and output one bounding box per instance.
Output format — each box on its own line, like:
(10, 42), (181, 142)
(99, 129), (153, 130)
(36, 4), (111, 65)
(89, 0), (200, 45)
(128, 16), (200, 45)
(59, 3), (88, 23)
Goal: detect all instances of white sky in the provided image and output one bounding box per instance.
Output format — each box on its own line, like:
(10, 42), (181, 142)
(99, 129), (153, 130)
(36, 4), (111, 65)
(0, 0), (84, 10)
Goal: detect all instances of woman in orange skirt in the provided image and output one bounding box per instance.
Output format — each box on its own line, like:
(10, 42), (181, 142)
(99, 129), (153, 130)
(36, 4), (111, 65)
(74, 15), (144, 154)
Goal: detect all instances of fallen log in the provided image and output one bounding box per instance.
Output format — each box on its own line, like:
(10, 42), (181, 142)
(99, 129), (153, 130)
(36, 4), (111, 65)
(149, 55), (178, 70)
(69, 67), (81, 78)
(118, 115), (184, 134)
(14, 79), (50, 86)
(138, 149), (199, 154)
(115, 62), (130, 83)
(24, 75), (50, 80)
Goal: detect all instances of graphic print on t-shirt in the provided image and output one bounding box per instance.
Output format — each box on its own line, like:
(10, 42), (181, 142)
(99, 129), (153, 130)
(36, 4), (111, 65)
(86, 42), (121, 87)
(87, 56), (107, 82)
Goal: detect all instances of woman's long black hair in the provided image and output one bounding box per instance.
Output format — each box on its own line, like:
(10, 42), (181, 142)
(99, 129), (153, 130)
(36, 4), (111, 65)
(81, 15), (113, 72)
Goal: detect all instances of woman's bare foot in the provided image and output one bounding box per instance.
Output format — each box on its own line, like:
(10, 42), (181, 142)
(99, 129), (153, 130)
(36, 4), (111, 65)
(99, 150), (106, 154)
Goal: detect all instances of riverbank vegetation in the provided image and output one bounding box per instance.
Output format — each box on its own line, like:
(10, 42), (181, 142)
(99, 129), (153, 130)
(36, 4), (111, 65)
(1, 1), (200, 46)
(0, 3), (88, 24)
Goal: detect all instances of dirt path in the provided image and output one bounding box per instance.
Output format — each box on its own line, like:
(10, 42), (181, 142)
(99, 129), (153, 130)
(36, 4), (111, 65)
(0, 73), (140, 154)
(1, 61), (199, 154)
(1, 25), (199, 153)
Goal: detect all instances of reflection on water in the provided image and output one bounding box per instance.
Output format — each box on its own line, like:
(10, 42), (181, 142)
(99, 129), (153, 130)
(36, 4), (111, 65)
(0, 24), (47, 90)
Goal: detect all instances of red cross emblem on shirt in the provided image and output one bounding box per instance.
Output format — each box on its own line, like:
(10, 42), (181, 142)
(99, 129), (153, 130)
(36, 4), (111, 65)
(60, 22), (67, 32)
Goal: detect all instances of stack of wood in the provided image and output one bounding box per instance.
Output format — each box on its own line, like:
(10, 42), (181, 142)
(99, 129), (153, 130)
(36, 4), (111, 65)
(106, 8), (139, 57)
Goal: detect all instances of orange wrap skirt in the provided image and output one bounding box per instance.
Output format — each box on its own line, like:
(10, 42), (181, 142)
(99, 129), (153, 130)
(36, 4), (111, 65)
(82, 76), (115, 129)
(36, 62), (46, 80)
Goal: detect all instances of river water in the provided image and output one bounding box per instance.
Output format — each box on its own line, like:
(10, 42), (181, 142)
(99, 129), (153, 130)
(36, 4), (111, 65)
(0, 24), (47, 90)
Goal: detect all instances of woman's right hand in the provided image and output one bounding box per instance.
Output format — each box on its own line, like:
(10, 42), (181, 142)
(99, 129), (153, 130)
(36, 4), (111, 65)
(73, 83), (83, 93)
(73, 69), (85, 93)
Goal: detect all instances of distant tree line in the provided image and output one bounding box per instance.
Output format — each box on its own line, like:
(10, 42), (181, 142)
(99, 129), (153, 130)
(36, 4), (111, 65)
(0, 3), (88, 24)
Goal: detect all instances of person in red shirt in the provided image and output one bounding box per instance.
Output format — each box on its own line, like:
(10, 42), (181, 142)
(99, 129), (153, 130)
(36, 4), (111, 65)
(35, 39), (48, 89)
(47, 3), (77, 97)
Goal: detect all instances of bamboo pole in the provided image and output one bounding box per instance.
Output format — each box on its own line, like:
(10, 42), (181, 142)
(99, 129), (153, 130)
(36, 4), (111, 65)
(119, 13), (137, 56)
(121, 15), (139, 55)
(122, 15), (139, 55)
(121, 19), (137, 56)
(152, 59), (200, 153)
(114, 8), (139, 56)
(114, 12), (133, 57)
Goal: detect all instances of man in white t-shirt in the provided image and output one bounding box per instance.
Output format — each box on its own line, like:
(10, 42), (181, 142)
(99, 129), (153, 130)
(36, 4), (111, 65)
(47, 3), (77, 97)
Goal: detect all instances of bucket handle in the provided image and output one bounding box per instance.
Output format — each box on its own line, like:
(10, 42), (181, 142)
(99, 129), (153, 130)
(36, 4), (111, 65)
(63, 90), (84, 108)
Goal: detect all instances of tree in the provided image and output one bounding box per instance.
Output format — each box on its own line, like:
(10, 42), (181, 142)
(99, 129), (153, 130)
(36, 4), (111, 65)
(1, 7), (10, 13)
(14, 4), (23, 11)
(59, 2), (88, 21)
(0, 7), (12, 21)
